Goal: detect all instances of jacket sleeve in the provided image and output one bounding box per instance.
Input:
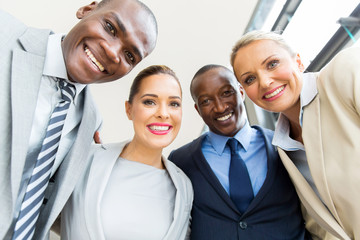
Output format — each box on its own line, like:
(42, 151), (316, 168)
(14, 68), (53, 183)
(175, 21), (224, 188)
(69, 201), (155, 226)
(319, 46), (360, 117)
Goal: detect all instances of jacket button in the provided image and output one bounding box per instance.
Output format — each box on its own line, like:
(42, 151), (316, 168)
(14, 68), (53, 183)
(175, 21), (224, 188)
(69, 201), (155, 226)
(239, 221), (247, 229)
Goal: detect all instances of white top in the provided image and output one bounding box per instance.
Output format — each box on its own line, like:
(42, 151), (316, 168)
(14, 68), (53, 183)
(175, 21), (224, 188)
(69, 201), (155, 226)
(100, 157), (176, 240)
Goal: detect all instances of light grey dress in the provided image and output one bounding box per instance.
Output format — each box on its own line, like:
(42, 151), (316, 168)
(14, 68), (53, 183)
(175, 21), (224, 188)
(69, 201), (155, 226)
(100, 157), (176, 240)
(61, 141), (193, 240)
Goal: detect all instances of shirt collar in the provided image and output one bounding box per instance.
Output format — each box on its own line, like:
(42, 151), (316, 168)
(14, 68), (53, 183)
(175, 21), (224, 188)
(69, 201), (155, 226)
(272, 113), (305, 151)
(272, 72), (318, 151)
(43, 33), (86, 102)
(207, 120), (252, 155)
(300, 72), (318, 111)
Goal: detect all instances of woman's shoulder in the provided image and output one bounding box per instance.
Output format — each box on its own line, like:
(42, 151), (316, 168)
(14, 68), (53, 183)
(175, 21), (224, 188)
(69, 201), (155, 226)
(164, 159), (188, 179)
(164, 159), (193, 200)
(319, 46), (360, 87)
(317, 47), (360, 111)
(90, 140), (129, 157)
(83, 140), (130, 171)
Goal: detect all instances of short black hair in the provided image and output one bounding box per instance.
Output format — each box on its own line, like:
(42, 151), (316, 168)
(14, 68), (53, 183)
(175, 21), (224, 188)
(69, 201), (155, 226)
(190, 64), (232, 101)
(97, 0), (158, 35)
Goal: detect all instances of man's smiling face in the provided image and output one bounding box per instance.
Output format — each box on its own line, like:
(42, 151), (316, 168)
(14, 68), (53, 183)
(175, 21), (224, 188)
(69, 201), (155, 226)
(192, 67), (246, 137)
(62, 0), (157, 84)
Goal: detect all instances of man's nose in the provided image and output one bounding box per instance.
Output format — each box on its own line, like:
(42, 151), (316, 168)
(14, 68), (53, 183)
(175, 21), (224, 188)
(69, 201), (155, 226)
(214, 98), (227, 113)
(100, 40), (120, 64)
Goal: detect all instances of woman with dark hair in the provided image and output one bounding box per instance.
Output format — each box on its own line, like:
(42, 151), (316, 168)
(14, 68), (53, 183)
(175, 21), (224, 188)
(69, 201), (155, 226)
(61, 65), (193, 240)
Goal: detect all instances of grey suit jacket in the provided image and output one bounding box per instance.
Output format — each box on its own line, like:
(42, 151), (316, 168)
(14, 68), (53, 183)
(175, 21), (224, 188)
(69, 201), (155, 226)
(60, 141), (194, 240)
(0, 10), (102, 239)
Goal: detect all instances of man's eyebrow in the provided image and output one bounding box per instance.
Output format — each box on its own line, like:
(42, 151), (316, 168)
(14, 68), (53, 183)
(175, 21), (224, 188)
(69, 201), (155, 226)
(132, 45), (143, 60)
(110, 12), (126, 35)
(110, 12), (143, 60)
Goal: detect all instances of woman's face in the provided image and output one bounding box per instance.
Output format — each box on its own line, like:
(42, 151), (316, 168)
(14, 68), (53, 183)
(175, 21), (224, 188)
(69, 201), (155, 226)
(126, 73), (182, 150)
(232, 40), (304, 114)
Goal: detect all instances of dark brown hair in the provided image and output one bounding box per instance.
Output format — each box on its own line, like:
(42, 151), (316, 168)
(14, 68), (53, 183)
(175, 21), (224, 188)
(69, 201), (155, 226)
(128, 65), (181, 103)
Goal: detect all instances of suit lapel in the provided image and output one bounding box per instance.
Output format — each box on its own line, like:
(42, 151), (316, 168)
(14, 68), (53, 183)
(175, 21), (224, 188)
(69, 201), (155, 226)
(243, 127), (277, 216)
(302, 96), (342, 223)
(278, 148), (350, 240)
(192, 136), (239, 213)
(10, 27), (50, 202)
(36, 89), (99, 238)
(84, 142), (125, 240)
(162, 159), (185, 240)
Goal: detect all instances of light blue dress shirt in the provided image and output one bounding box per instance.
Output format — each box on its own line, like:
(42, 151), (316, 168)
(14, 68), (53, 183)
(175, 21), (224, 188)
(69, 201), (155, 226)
(202, 121), (268, 196)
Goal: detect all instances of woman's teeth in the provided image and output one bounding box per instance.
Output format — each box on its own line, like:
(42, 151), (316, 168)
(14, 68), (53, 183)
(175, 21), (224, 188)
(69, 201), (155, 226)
(264, 85), (285, 99)
(149, 125), (170, 131)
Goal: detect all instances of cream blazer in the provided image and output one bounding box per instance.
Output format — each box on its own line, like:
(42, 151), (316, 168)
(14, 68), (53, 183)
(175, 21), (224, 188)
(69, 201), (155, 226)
(278, 46), (360, 240)
(61, 141), (193, 240)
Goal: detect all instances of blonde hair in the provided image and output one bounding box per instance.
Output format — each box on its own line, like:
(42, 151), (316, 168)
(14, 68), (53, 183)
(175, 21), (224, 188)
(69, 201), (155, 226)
(230, 30), (296, 67)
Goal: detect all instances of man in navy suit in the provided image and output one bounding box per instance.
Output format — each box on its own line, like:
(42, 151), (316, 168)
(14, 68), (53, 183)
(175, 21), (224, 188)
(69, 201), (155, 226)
(169, 64), (309, 240)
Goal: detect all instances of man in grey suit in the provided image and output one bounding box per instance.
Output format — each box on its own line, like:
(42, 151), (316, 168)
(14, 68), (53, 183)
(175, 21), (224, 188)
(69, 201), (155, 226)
(0, 0), (157, 239)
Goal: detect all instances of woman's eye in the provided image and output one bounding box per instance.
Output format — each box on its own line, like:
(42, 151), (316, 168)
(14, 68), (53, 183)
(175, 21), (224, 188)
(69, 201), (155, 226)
(170, 101), (181, 108)
(125, 51), (135, 63)
(244, 76), (255, 85)
(268, 60), (279, 69)
(106, 22), (115, 36)
(143, 100), (155, 106)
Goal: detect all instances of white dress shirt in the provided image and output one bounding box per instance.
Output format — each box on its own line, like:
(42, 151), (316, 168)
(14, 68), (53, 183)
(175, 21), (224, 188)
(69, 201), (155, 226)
(272, 72), (323, 200)
(28, 33), (86, 175)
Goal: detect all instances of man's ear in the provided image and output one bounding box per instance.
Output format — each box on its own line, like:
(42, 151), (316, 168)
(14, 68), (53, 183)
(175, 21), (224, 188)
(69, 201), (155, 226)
(194, 103), (200, 115)
(239, 83), (246, 101)
(125, 101), (132, 120)
(295, 53), (305, 72)
(76, 1), (99, 19)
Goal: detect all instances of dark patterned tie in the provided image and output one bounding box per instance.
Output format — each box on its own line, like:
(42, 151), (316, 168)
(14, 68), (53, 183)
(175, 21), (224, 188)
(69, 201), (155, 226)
(12, 79), (75, 240)
(227, 138), (254, 213)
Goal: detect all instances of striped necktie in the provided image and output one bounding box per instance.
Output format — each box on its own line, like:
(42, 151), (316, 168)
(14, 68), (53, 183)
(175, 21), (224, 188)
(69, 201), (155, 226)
(227, 138), (254, 213)
(12, 79), (75, 240)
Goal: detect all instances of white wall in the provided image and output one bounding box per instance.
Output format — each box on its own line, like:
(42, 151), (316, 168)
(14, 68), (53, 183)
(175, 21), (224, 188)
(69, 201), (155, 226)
(1, 0), (258, 156)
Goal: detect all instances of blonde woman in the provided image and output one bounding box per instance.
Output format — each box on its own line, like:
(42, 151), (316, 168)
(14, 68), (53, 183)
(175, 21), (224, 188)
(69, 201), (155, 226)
(230, 30), (360, 240)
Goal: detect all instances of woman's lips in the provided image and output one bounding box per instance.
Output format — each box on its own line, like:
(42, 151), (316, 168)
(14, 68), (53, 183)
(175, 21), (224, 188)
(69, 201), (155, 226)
(263, 85), (285, 101)
(147, 123), (173, 135)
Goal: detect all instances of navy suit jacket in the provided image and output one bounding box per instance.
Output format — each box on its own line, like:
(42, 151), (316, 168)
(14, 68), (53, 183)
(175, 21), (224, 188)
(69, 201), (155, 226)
(169, 126), (309, 240)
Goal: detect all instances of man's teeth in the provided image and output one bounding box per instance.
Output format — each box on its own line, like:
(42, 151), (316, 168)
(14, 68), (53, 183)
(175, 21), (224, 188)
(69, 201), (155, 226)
(217, 113), (232, 121)
(264, 86), (285, 99)
(149, 125), (170, 131)
(85, 47), (105, 72)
